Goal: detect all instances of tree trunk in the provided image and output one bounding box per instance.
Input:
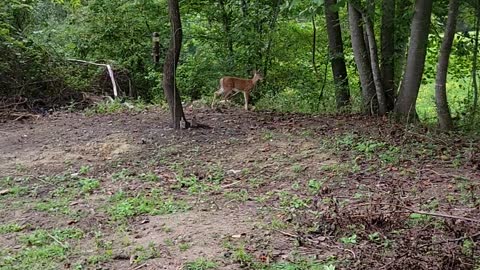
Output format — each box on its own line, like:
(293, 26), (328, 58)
(348, 4), (377, 114)
(393, 0), (433, 122)
(324, 0), (350, 109)
(363, 13), (387, 115)
(218, 0), (234, 70)
(381, 0), (395, 111)
(472, 8), (479, 116)
(393, 0), (414, 91)
(163, 0), (188, 129)
(435, 0), (459, 130)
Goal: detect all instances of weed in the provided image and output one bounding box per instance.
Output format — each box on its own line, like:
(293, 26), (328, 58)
(340, 234), (357, 245)
(184, 258), (218, 270)
(224, 189), (249, 202)
(233, 246), (255, 268)
(139, 172), (160, 182)
(262, 131), (274, 141)
(112, 168), (133, 181)
(291, 164), (304, 173)
(79, 178), (100, 193)
(1, 228), (84, 269)
(84, 98), (148, 116)
(0, 223), (24, 234)
(108, 190), (189, 220)
(179, 242), (191, 252)
(133, 242), (160, 263)
(279, 192), (309, 210)
(79, 165), (91, 175)
(308, 179), (323, 194)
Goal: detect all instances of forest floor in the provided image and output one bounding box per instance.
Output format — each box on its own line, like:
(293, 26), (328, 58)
(0, 104), (479, 270)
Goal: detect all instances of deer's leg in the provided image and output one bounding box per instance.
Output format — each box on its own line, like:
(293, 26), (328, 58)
(243, 91), (249, 110)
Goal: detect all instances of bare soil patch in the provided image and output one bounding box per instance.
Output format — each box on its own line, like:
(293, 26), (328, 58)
(0, 107), (479, 269)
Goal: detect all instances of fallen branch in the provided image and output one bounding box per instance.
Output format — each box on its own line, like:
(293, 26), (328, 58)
(67, 58), (118, 97)
(349, 202), (480, 224)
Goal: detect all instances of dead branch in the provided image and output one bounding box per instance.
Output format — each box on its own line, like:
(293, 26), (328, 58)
(67, 58), (118, 97)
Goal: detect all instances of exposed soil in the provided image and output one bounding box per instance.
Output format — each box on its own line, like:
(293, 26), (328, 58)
(0, 106), (479, 270)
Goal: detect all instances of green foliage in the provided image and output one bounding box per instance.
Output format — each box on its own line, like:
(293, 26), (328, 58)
(184, 258), (218, 270)
(108, 190), (189, 220)
(0, 228), (84, 269)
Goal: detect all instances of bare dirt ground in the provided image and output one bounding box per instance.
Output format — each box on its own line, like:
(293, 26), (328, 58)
(0, 106), (479, 270)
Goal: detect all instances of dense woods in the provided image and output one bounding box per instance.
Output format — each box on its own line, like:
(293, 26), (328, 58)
(1, 0), (480, 130)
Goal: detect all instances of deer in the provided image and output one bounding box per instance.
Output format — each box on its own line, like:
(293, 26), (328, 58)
(211, 70), (263, 110)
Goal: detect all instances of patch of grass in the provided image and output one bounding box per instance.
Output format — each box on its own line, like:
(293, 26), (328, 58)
(279, 192), (309, 210)
(0, 223), (24, 234)
(84, 98), (148, 116)
(112, 168), (133, 181)
(139, 172), (160, 182)
(179, 242), (191, 252)
(224, 189), (249, 202)
(78, 165), (91, 175)
(108, 190), (189, 220)
(79, 178), (100, 193)
(184, 258), (218, 270)
(1, 228), (84, 269)
(132, 242), (160, 263)
(262, 131), (274, 141)
(339, 234), (357, 245)
(291, 164), (305, 173)
(34, 198), (73, 216)
(308, 179), (323, 194)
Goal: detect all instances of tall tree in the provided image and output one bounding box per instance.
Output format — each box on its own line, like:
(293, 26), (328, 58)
(435, 0), (460, 130)
(348, 4), (377, 114)
(163, 0), (189, 129)
(381, 0), (396, 110)
(363, 10), (387, 115)
(324, 0), (350, 109)
(393, 0), (434, 121)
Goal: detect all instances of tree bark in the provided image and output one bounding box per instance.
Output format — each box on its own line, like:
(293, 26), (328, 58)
(363, 13), (387, 115)
(163, 0), (188, 129)
(381, 0), (395, 111)
(348, 4), (377, 114)
(435, 0), (459, 130)
(324, 0), (350, 109)
(218, 0), (234, 70)
(393, 0), (433, 122)
(393, 0), (414, 90)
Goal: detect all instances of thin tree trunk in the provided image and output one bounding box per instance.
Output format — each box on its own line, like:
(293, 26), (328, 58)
(312, 14), (319, 75)
(348, 4), (377, 114)
(393, 0), (433, 122)
(324, 0), (350, 109)
(381, 0), (395, 111)
(435, 0), (459, 130)
(363, 13), (387, 115)
(218, 0), (234, 70)
(394, 0), (414, 90)
(163, 0), (188, 129)
(472, 9), (479, 116)
(263, 0), (281, 79)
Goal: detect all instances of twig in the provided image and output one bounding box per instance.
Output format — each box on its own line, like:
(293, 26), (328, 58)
(131, 263), (147, 270)
(47, 233), (68, 249)
(221, 181), (241, 189)
(348, 202), (480, 224)
(274, 229), (356, 259)
(67, 58), (118, 97)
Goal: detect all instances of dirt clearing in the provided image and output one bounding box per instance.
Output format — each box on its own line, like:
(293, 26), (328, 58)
(0, 107), (479, 270)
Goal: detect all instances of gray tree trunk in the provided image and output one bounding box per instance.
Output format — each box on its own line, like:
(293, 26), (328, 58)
(381, 0), (395, 111)
(348, 4), (377, 114)
(363, 14), (387, 115)
(435, 0), (459, 130)
(324, 0), (350, 109)
(393, 0), (433, 122)
(163, 0), (189, 129)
